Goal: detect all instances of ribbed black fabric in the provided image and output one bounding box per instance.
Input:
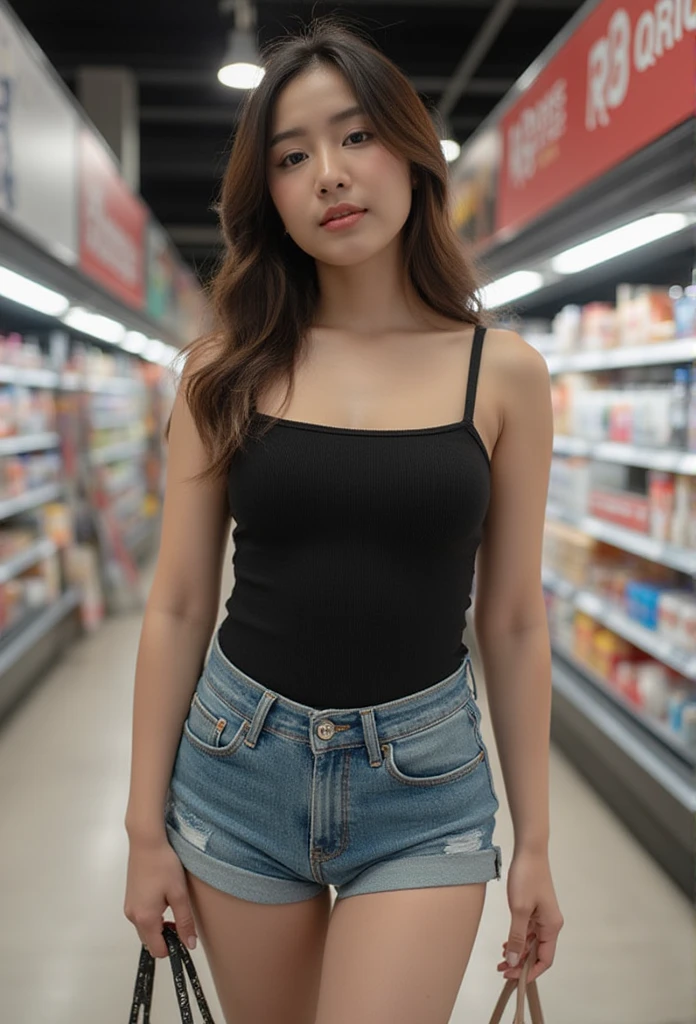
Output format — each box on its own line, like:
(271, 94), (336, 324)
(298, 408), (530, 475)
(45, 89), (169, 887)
(217, 326), (490, 708)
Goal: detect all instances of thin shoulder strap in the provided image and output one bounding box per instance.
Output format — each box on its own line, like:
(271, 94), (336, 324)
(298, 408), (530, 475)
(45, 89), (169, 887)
(464, 325), (486, 423)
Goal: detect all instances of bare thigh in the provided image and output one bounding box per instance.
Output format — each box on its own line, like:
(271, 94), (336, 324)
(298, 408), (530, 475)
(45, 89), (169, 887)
(314, 883), (487, 1024)
(185, 870), (332, 1024)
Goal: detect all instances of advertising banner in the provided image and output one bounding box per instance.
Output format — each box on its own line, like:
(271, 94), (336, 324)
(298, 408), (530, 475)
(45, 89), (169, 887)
(146, 220), (179, 329)
(496, 0), (695, 236)
(0, 5), (78, 264)
(78, 127), (147, 309)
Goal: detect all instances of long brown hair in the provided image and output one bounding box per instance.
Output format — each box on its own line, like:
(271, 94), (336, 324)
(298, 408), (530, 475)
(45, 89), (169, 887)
(176, 17), (486, 479)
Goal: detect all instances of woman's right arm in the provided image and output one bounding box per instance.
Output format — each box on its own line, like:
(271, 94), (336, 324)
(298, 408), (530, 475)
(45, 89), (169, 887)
(124, 368), (231, 846)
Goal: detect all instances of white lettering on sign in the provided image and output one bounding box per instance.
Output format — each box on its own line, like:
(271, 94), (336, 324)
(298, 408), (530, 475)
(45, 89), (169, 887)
(84, 182), (139, 287)
(587, 0), (693, 130)
(507, 78), (567, 187)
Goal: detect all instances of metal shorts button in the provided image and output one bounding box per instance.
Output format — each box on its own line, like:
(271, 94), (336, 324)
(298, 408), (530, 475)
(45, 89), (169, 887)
(316, 720), (336, 740)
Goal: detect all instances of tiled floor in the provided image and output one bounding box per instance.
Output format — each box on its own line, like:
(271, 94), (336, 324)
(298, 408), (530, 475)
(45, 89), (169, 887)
(0, 547), (693, 1023)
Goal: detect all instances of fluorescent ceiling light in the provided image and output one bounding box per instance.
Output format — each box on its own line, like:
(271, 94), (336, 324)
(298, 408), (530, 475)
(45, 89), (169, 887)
(121, 330), (148, 354)
(551, 213), (690, 275)
(63, 307), (126, 344)
(441, 139), (461, 163)
(480, 271), (544, 309)
(218, 29), (264, 89)
(0, 266), (69, 317)
(144, 338), (166, 362)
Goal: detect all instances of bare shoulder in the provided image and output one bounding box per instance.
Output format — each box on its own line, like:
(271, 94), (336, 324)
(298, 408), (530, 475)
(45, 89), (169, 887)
(483, 326), (549, 377)
(483, 327), (551, 413)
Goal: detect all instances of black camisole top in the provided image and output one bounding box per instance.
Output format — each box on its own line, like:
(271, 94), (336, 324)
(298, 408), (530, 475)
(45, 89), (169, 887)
(217, 325), (491, 708)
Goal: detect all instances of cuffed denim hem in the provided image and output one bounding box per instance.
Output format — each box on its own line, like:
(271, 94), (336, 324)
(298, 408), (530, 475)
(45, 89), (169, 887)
(166, 824), (326, 905)
(335, 846), (502, 901)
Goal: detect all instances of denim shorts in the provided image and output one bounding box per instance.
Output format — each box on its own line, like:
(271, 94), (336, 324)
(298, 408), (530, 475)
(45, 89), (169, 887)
(164, 632), (502, 905)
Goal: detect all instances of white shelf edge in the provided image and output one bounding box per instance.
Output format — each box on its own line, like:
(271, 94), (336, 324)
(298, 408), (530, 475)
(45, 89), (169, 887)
(553, 438), (696, 475)
(546, 338), (696, 375)
(0, 432), (61, 456)
(550, 648), (696, 806)
(545, 508), (696, 575)
(0, 483), (63, 522)
(542, 569), (696, 680)
(0, 366), (59, 388)
(0, 538), (57, 585)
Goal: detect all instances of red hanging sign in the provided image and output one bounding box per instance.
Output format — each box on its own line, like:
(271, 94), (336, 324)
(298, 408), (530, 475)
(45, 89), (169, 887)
(496, 0), (695, 237)
(78, 128), (147, 309)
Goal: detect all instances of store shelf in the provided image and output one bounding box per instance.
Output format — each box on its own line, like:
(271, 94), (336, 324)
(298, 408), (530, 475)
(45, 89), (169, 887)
(86, 377), (145, 395)
(0, 366), (60, 389)
(546, 338), (696, 375)
(550, 646), (695, 895)
(89, 440), (147, 466)
(0, 538), (57, 585)
(545, 505), (696, 575)
(543, 568), (696, 681)
(0, 432), (61, 456)
(61, 374), (145, 395)
(552, 638), (691, 770)
(0, 483), (62, 522)
(0, 587), (81, 680)
(553, 437), (696, 474)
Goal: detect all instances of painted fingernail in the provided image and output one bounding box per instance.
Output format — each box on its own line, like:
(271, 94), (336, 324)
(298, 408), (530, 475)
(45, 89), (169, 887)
(506, 952), (520, 967)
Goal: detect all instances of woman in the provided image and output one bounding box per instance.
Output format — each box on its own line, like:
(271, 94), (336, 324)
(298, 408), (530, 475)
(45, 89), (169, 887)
(124, 19), (563, 1024)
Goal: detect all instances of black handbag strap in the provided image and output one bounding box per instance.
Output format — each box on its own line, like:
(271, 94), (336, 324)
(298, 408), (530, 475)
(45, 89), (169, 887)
(128, 923), (217, 1023)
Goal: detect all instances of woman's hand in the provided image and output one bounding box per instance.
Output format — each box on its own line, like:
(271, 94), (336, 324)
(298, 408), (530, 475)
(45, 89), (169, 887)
(496, 848), (564, 984)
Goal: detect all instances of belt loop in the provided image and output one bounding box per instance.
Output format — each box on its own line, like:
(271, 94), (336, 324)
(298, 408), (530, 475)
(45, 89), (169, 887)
(244, 691), (276, 747)
(467, 658), (478, 701)
(360, 708), (383, 767)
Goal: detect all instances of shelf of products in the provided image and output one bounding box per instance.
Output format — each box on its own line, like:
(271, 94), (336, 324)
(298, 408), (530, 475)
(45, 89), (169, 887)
(0, 324), (171, 719)
(553, 437), (696, 475)
(527, 280), (696, 897)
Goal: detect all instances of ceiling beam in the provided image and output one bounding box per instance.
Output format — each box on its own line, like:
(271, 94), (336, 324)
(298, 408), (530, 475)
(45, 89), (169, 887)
(63, 67), (513, 96)
(438, 0), (519, 120)
(139, 105), (483, 131)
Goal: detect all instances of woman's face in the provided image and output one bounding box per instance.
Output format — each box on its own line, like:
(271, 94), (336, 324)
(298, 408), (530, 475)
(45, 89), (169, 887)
(267, 64), (414, 267)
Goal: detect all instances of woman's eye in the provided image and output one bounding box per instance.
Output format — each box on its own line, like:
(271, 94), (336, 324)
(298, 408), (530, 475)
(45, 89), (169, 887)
(345, 130), (371, 145)
(280, 151), (306, 168)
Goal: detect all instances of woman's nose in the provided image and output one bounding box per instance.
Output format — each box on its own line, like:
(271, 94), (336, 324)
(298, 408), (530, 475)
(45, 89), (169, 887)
(315, 149), (350, 194)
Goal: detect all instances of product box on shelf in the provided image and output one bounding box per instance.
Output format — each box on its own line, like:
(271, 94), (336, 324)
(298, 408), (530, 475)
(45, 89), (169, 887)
(616, 285), (676, 347)
(588, 489), (650, 533)
(581, 303), (618, 350)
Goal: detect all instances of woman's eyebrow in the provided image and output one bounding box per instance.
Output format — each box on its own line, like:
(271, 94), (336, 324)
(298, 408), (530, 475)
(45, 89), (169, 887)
(269, 105), (365, 148)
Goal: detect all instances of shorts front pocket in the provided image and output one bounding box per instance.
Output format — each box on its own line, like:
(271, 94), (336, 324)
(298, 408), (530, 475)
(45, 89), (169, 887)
(381, 699), (485, 787)
(184, 680), (249, 758)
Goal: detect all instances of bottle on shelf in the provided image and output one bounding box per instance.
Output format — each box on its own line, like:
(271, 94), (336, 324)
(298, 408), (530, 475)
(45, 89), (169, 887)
(669, 367), (690, 449)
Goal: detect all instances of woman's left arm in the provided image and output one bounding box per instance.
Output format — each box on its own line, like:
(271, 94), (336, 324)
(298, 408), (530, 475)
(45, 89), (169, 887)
(473, 330), (564, 983)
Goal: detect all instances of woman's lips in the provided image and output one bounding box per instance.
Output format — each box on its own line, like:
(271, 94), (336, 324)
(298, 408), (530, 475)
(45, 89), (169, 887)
(321, 210), (367, 231)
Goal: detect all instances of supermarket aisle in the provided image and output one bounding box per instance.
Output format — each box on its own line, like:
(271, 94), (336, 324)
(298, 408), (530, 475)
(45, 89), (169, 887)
(0, 542), (693, 1024)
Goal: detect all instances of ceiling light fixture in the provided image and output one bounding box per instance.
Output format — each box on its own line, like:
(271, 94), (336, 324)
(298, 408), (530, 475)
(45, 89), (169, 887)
(218, 0), (264, 90)
(551, 213), (690, 275)
(441, 139), (461, 163)
(121, 330), (149, 354)
(62, 307), (126, 344)
(480, 270), (544, 309)
(0, 266), (70, 317)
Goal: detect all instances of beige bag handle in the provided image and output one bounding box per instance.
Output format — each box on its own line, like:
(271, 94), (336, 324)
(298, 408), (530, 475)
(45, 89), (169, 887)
(488, 938), (545, 1024)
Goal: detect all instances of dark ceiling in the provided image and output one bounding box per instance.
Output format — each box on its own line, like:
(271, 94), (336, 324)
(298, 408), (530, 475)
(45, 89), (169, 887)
(11, 0), (585, 280)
